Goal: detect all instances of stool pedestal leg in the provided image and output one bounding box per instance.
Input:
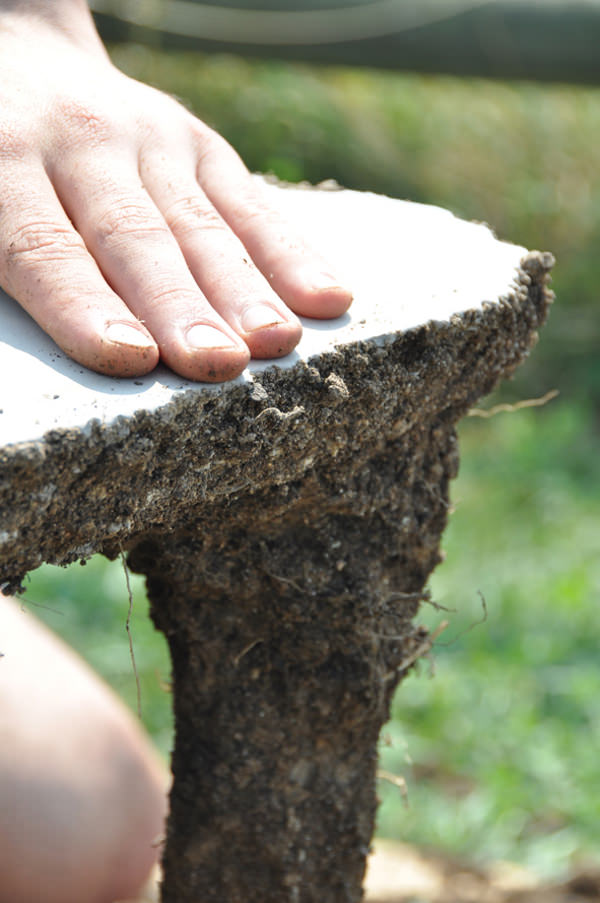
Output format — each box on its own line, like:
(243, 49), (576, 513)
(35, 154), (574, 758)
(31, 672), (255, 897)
(131, 419), (457, 903)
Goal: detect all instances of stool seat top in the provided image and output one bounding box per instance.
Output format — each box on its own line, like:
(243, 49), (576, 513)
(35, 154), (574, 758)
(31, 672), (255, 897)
(0, 181), (525, 448)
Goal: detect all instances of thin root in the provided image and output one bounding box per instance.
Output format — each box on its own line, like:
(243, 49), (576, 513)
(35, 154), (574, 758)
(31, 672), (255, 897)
(468, 389), (559, 418)
(383, 620), (449, 681)
(377, 769), (409, 806)
(120, 546), (142, 720)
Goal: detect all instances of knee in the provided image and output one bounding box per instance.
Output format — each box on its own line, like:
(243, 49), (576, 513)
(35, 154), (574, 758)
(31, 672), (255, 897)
(0, 597), (168, 903)
(0, 711), (167, 903)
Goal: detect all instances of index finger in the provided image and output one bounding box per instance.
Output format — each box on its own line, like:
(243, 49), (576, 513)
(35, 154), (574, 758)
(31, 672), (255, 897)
(0, 162), (159, 377)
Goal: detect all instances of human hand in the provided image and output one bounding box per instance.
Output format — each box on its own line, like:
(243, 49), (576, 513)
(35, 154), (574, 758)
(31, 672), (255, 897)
(0, 0), (352, 381)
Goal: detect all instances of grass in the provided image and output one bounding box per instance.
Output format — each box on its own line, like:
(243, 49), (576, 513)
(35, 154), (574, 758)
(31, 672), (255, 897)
(21, 556), (173, 759)
(377, 397), (600, 878)
(12, 47), (600, 882)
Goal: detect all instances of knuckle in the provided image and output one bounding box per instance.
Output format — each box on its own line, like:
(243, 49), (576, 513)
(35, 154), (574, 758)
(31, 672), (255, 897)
(234, 194), (283, 233)
(194, 123), (243, 170)
(94, 202), (169, 246)
(136, 87), (188, 144)
(144, 285), (200, 312)
(164, 196), (227, 237)
(4, 221), (86, 269)
(53, 96), (115, 150)
(0, 122), (30, 162)
(192, 121), (224, 155)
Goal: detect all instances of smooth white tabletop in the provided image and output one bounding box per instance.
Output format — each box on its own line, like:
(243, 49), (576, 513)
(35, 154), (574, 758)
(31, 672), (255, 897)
(0, 184), (525, 447)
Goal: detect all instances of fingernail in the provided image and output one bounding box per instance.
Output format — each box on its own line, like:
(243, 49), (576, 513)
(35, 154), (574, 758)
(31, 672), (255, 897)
(105, 322), (155, 348)
(241, 305), (286, 333)
(308, 271), (351, 294)
(186, 324), (238, 349)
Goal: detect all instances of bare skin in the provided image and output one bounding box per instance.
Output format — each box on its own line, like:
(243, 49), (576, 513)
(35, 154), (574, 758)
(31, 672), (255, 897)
(0, 0), (352, 383)
(0, 596), (168, 903)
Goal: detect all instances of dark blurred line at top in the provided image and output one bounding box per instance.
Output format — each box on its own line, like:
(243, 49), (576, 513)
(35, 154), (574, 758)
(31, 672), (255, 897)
(90, 0), (600, 85)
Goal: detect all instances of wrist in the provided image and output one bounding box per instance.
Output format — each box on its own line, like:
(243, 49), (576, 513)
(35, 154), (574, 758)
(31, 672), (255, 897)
(0, 0), (105, 55)
(0, 0), (88, 14)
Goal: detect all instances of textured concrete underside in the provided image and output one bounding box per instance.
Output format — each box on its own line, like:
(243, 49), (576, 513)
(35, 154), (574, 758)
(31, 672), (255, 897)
(0, 185), (553, 903)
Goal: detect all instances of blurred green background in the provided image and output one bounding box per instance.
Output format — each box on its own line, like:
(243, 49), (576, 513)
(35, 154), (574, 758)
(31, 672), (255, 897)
(21, 48), (599, 879)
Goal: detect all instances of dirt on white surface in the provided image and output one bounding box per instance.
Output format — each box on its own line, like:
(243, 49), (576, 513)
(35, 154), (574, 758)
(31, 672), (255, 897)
(120, 841), (600, 903)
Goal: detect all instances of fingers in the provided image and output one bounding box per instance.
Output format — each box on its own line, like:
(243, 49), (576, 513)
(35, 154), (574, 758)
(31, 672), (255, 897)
(140, 153), (302, 360)
(1, 111), (351, 384)
(51, 154), (251, 382)
(0, 162), (160, 378)
(193, 126), (353, 320)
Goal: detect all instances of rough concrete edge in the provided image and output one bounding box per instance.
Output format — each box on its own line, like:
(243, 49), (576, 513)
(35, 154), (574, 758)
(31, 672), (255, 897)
(0, 249), (553, 465)
(0, 250), (554, 595)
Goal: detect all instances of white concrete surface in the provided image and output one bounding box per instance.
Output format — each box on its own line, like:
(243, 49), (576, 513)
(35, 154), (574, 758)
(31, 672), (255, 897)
(0, 185), (525, 447)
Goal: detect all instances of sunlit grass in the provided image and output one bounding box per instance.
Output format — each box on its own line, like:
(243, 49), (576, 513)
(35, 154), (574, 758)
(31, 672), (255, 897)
(21, 556), (173, 758)
(378, 399), (600, 878)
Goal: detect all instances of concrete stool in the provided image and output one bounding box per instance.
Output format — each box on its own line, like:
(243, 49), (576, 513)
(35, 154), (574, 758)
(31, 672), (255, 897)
(0, 183), (553, 903)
